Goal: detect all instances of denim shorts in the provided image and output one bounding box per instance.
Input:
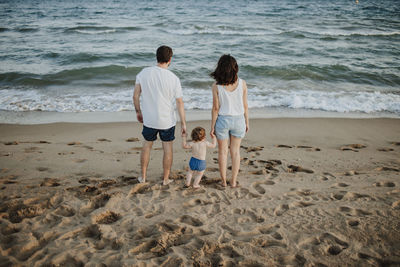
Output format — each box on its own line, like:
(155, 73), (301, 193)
(189, 157), (206, 171)
(142, 125), (175, 142)
(215, 115), (246, 140)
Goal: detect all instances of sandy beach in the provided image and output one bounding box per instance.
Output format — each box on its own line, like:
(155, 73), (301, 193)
(0, 118), (399, 266)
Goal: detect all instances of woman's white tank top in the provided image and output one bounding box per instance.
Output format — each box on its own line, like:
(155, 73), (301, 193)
(217, 78), (244, 116)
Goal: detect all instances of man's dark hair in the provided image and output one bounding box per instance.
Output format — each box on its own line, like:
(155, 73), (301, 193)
(210, 54), (238, 85)
(157, 45), (173, 63)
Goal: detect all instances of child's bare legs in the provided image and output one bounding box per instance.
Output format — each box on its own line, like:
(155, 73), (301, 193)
(217, 138), (229, 187)
(193, 170), (205, 188)
(186, 169), (194, 187)
(229, 136), (242, 187)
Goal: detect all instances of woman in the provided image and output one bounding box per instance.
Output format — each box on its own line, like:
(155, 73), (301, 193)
(210, 54), (249, 188)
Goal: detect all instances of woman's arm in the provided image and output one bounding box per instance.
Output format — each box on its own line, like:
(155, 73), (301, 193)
(210, 82), (219, 137)
(242, 80), (249, 133)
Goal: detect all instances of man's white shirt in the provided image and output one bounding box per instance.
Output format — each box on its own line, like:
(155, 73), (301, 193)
(136, 66), (183, 129)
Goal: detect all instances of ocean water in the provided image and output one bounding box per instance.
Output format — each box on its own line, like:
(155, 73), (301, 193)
(0, 0), (399, 120)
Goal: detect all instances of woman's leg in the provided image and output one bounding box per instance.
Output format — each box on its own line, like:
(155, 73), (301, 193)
(218, 138), (229, 187)
(229, 135), (242, 187)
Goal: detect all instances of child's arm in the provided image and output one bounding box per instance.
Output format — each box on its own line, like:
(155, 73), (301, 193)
(182, 134), (192, 149)
(206, 135), (217, 148)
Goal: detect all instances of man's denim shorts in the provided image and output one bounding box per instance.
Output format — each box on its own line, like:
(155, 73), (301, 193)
(142, 125), (175, 142)
(215, 115), (246, 140)
(189, 157), (206, 171)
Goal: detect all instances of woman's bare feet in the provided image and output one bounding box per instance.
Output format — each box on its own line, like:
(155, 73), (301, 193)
(221, 179), (227, 187)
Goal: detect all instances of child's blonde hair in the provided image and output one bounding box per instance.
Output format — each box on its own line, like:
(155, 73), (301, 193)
(191, 127), (206, 142)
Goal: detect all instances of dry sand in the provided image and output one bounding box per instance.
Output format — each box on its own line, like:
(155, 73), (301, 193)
(0, 118), (399, 266)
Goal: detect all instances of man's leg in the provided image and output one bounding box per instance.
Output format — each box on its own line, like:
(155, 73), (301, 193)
(162, 141), (173, 185)
(140, 140), (153, 182)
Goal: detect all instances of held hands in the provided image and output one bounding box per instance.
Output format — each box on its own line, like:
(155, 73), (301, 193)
(246, 123), (249, 133)
(210, 128), (215, 138)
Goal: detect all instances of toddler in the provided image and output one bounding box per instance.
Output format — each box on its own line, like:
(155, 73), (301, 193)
(182, 127), (217, 188)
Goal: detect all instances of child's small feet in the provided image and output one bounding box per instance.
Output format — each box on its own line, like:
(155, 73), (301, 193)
(193, 184), (202, 189)
(138, 177), (146, 183)
(163, 179), (173, 186)
(183, 184), (191, 188)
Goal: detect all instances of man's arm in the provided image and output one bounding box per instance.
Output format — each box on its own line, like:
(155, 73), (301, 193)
(182, 133), (192, 149)
(176, 97), (186, 136)
(133, 83), (143, 123)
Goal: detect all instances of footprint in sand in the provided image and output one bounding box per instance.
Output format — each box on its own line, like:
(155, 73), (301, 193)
(246, 210), (265, 223)
(40, 178), (60, 187)
(36, 167), (49, 172)
(347, 219), (360, 227)
(129, 183), (151, 196)
(340, 144), (366, 152)
(330, 192), (346, 200)
(73, 159), (87, 163)
(338, 206), (372, 216)
(252, 180), (275, 195)
(126, 137), (139, 142)
(287, 165), (314, 174)
(274, 204), (289, 216)
(390, 141), (400, 146)
(375, 166), (400, 172)
(296, 145), (321, 151)
(241, 145), (264, 152)
(95, 211), (120, 224)
(373, 181), (396, 187)
(82, 224), (101, 239)
(67, 141), (82, 146)
(54, 205), (76, 217)
(3, 141), (19, 145)
(179, 215), (203, 226)
(97, 179), (117, 188)
(275, 144), (293, 148)
(97, 138), (111, 142)
(378, 147), (394, 152)
(345, 170), (359, 176)
(334, 183), (349, 188)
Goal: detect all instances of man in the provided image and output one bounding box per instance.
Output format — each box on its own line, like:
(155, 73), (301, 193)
(133, 45), (186, 185)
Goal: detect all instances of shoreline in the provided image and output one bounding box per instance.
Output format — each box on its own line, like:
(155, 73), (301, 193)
(0, 108), (399, 125)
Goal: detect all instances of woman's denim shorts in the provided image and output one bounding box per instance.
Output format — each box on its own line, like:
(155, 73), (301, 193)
(215, 115), (246, 140)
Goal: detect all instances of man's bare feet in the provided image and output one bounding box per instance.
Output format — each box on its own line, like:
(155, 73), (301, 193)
(163, 179), (173, 186)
